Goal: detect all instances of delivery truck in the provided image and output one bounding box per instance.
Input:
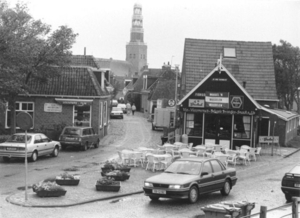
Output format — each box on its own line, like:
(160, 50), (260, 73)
(152, 107), (175, 130)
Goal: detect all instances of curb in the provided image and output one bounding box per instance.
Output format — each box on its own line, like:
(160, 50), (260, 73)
(282, 147), (300, 158)
(6, 190), (144, 208)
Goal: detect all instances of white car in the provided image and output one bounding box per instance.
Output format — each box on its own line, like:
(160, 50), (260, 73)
(110, 107), (124, 119)
(0, 133), (61, 162)
(117, 103), (127, 114)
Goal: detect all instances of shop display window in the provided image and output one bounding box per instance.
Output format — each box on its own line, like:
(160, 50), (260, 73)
(233, 115), (251, 139)
(186, 113), (203, 136)
(74, 105), (91, 127)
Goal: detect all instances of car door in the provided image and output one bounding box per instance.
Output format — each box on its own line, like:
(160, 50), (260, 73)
(40, 134), (52, 155)
(198, 160), (215, 194)
(34, 135), (46, 155)
(210, 159), (227, 191)
(82, 128), (90, 145)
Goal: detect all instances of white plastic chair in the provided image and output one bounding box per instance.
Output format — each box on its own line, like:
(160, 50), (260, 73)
(145, 155), (160, 172)
(248, 148), (257, 161)
(217, 155), (228, 167)
(226, 150), (238, 166)
(238, 150), (251, 165)
(255, 147), (262, 159)
(131, 152), (143, 167)
(160, 154), (173, 170)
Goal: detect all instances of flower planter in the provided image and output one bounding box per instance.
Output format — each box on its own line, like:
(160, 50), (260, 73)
(55, 176), (80, 186)
(115, 167), (131, 173)
(106, 174), (130, 181)
(36, 190), (67, 197)
(95, 181), (121, 192)
(101, 168), (113, 173)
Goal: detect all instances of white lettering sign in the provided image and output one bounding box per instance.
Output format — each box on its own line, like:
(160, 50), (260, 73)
(259, 136), (279, 143)
(44, 103), (62, 113)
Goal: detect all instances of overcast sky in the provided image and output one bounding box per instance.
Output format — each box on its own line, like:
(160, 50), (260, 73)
(7, 0), (300, 69)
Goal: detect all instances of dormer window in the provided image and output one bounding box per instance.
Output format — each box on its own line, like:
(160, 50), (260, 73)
(224, 48), (236, 58)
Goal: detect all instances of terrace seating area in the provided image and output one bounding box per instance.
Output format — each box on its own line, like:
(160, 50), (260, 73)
(116, 142), (263, 172)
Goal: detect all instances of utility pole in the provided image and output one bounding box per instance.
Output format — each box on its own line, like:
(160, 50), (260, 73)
(174, 65), (179, 128)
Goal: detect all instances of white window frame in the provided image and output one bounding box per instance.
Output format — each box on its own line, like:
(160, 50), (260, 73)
(73, 105), (92, 127)
(5, 101), (35, 129)
(103, 101), (107, 126)
(99, 102), (103, 128)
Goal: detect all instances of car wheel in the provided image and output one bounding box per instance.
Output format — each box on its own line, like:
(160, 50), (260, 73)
(82, 143), (88, 151)
(30, 151), (38, 162)
(188, 186), (199, 204)
(52, 146), (59, 157)
(149, 196), (159, 201)
(221, 179), (231, 196)
(3, 157), (10, 162)
(94, 140), (100, 148)
(285, 193), (292, 202)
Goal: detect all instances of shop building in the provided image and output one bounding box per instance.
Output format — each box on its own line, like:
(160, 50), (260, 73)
(178, 39), (299, 148)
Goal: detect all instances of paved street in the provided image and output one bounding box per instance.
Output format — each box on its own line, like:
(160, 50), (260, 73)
(0, 112), (299, 218)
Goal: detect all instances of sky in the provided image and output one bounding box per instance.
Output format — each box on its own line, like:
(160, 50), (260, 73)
(6, 0), (300, 69)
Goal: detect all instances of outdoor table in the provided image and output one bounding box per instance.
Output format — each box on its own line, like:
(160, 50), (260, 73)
(137, 147), (155, 152)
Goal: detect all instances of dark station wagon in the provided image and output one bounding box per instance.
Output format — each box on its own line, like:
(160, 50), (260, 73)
(59, 126), (100, 151)
(143, 157), (237, 203)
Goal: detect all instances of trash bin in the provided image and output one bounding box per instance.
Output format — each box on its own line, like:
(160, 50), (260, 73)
(222, 201), (255, 217)
(175, 134), (181, 142)
(161, 136), (168, 145)
(182, 134), (188, 144)
(201, 204), (241, 218)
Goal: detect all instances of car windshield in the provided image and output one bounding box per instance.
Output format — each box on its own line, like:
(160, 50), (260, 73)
(6, 135), (32, 143)
(117, 104), (126, 108)
(63, 128), (81, 136)
(165, 160), (202, 175)
(112, 107), (122, 112)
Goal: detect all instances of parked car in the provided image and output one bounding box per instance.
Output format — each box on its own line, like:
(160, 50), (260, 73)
(0, 133), (61, 162)
(143, 157), (237, 203)
(117, 103), (127, 114)
(281, 164), (300, 202)
(110, 107), (124, 119)
(59, 126), (100, 151)
(111, 100), (118, 107)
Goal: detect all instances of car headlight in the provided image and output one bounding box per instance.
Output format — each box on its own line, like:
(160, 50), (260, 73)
(144, 182), (153, 187)
(169, 184), (182, 189)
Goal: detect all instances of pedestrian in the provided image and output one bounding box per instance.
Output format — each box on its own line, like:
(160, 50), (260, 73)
(131, 103), (136, 115)
(126, 102), (131, 115)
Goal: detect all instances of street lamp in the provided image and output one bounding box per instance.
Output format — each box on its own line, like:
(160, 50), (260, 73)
(174, 65), (180, 128)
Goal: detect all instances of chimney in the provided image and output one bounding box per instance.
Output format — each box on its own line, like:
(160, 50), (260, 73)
(84, 47), (86, 56)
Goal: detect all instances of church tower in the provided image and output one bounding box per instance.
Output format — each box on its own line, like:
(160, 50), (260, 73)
(126, 3), (147, 75)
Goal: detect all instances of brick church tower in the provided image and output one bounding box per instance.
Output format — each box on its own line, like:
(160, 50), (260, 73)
(126, 3), (147, 75)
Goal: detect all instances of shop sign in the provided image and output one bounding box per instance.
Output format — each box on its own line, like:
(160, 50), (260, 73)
(189, 99), (204, 108)
(44, 103), (62, 112)
(168, 99), (175, 107)
(259, 136), (279, 143)
(182, 108), (255, 115)
(231, 96), (243, 109)
(55, 98), (93, 106)
(205, 92), (229, 109)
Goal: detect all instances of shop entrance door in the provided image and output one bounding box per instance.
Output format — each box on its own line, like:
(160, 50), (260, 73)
(204, 114), (232, 145)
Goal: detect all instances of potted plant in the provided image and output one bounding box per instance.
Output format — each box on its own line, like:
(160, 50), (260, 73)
(101, 160), (116, 173)
(114, 163), (131, 172)
(103, 170), (130, 181)
(55, 172), (80, 186)
(32, 180), (67, 197)
(95, 177), (121, 192)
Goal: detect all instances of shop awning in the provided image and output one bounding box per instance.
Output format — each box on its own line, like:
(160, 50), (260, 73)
(55, 98), (93, 106)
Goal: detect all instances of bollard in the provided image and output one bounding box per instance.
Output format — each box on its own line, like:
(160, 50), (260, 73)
(292, 197), (299, 218)
(259, 206), (267, 218)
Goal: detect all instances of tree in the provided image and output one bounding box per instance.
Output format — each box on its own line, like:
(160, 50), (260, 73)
(273, 40), (300, 111)
(0, 1), (78, 134)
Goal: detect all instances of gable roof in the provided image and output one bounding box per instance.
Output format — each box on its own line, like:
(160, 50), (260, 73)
(182, 38), (277, 101)
(132, 68), (163, 92)
(178, 63), (262, 109)
(149, 79), (176, 101)
(71, 55), (98, 68)
(94, 58), (134, 77)
(262, 107), (300, 121)
(27, 67), (109, 97)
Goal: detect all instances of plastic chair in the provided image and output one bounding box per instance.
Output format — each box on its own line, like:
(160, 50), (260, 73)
(145, 155), (161, 172)
(255, 147), (262, 159)
(217, 155), (228, 167)
(238, 150), (251, 165)
(131, 152), (143, 167)
(160, 154), (173, 170)
(235, 146), (240, 151)
(248, 148), (257, 161)
(118, 151), (131, 165)
(195, 148), (206, 157)
(227, 151), (238, 166)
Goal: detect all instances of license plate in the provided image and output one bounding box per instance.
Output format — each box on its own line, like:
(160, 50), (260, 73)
(65, 137), (77, 141)
(152, 189), (166, 194)
(295, 183), (300, 188)
(6, 147), (17, 151)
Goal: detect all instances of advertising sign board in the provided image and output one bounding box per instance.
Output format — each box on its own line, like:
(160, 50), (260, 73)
(205, 92), (229, 109)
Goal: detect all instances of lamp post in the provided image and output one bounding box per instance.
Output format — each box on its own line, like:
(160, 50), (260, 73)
(174, 65), (179, 128)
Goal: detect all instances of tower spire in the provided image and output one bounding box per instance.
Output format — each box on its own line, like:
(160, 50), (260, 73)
(130, 3), (144, 42)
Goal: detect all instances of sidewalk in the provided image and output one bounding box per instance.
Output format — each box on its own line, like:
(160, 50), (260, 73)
(6, 146), (300, 208)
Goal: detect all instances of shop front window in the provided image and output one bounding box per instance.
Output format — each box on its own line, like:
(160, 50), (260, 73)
(186, 113), (203, 136)
(74, 105), (91, 127)
(233, 115), (251, 138)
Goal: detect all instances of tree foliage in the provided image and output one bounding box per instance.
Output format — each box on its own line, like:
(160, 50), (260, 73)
(273, 40), (300, 111)
(0, 1), (78, 133)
